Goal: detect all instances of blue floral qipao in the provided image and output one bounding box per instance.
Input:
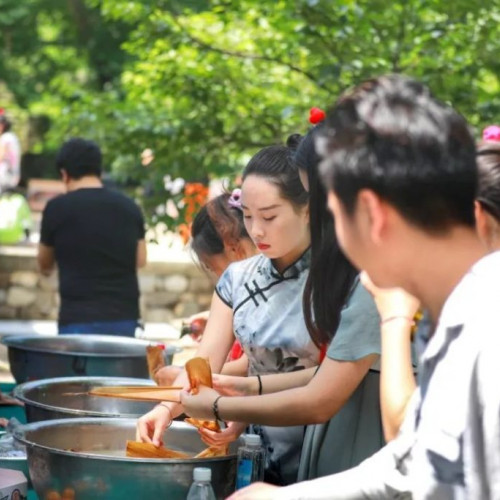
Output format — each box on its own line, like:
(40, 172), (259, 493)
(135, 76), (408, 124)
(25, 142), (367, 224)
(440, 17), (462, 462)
(216, 249), (319, 485)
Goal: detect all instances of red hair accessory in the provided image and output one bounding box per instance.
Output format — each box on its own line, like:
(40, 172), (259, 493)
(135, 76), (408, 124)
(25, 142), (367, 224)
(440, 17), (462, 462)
(309, 107), (326, 125)
(0, 109), (4, 115)
(483, 125), (500, 142)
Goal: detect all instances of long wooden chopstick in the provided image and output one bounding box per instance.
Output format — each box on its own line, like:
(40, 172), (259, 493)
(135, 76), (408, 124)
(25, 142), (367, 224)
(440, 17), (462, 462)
(88, 385), (183, 402)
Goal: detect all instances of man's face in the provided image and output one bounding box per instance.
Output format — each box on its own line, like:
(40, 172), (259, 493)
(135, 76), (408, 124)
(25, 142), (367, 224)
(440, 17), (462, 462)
(327, 189), (400, 288)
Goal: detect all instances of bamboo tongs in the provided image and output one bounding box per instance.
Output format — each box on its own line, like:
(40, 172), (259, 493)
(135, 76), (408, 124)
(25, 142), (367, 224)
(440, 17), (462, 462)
(85, 356), (213, 404)
(87, 385), (183, 402)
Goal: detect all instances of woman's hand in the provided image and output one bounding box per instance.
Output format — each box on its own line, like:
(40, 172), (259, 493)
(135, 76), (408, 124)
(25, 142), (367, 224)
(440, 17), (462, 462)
(213, 374), (256, 397)
(180, 386), (221, 420)
(136, 404), (173, 447)
(227, 482), (280, 499)
(199, 421), (247, 448)
(360, 271), (420, 322)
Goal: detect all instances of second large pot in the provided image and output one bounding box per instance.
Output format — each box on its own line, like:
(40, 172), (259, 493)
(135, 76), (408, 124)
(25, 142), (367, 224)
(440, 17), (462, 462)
(13, 376), (157, 422)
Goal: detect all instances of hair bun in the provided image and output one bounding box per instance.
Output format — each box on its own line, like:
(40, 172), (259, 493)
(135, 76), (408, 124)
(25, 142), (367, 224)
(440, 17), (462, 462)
(286, 133), (303, 151)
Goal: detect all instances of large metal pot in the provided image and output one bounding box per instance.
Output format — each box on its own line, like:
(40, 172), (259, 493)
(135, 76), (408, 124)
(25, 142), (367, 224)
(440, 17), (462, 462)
(15, 418), (239, 500)
(2, 335), (179, 383)
(13, 377), (157, 422)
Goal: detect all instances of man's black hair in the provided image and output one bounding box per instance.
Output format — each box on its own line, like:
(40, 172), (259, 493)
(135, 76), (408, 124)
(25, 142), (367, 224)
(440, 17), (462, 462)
(319, 74), (477, 232)
(56, 138), (102, 180)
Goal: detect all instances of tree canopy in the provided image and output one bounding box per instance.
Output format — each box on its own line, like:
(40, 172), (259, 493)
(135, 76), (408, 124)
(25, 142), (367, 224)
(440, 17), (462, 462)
(1, 0), (499, 225)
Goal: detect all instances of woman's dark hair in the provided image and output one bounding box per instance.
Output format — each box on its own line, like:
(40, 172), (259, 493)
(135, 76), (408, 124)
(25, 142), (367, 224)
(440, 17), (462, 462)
(477, 141), (500, 222)
(294, 125), (358, 347)
(191, 193), (250, 259)
(242, 135), (308, 210)
(0, 115), (12, 132)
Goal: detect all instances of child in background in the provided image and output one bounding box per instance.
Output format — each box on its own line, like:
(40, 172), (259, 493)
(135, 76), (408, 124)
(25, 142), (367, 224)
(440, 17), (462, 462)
(156, 190), (256, 386)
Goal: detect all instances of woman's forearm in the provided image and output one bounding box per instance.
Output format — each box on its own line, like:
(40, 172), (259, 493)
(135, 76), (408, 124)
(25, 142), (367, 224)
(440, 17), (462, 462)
(221, 355), (249, 377)
(218, 385), (330, 426)
(168, 293), (236, 417)
(217, 356), (375, 426)
(380, 319), (416, 441)
(259, 367), (316, 394)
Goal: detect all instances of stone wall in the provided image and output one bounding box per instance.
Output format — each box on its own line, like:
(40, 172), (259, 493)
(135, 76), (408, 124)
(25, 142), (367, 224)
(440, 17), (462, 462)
(0, 246), (214, 322)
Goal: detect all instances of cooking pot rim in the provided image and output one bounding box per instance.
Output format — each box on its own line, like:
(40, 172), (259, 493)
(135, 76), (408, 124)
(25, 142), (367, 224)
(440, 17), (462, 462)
(2, 335), (179, 358)
(14, 417), (237, 462)
(13, 376), (155, 416)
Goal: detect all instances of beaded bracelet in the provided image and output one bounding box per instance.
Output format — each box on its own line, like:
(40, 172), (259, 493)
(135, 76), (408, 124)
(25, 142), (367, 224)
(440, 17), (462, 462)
(212, 395), (223, 422)
(256, 374), (263, 395)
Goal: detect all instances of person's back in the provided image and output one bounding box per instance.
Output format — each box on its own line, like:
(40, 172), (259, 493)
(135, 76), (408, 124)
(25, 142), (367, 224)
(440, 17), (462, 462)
(38, 138), (146, 336)
(42, 188), (143, 328)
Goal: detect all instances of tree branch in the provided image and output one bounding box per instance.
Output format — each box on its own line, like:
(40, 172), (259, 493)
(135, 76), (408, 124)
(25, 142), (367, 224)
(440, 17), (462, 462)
(391, 0), (409, 73)
(169, 16), (335, 94)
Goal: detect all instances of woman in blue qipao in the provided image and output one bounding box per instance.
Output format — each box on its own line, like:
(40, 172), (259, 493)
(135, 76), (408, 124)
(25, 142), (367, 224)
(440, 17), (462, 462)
(137, 135), (319, 485)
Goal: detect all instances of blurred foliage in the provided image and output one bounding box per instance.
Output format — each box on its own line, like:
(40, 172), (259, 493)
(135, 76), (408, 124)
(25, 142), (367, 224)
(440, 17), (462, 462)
(1, 0), (500, 228)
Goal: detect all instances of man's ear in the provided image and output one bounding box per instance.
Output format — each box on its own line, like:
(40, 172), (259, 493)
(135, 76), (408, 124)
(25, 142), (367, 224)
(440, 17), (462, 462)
(357, 189), (386, 245)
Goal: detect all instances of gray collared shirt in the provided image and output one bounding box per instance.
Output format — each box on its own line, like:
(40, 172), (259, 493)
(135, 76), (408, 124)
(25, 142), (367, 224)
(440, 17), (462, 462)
(276, 251), (500, 499)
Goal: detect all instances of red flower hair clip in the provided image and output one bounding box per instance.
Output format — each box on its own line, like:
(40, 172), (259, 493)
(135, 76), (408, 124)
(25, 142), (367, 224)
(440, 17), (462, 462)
(309, 107), (326, 125)
(0, 108), (4, 115)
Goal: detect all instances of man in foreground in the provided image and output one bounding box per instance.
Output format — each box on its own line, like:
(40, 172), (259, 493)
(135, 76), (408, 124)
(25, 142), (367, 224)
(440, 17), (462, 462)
(231, 75), (499, 499)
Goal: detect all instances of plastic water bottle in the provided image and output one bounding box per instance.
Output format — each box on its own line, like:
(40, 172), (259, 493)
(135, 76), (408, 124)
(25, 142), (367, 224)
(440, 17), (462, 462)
(186, 467), (216, 500)
(235, 433), (265, 490)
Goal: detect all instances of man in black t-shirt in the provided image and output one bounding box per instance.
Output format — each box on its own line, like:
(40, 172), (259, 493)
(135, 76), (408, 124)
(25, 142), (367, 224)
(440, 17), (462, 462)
(38, 138), (147, 336)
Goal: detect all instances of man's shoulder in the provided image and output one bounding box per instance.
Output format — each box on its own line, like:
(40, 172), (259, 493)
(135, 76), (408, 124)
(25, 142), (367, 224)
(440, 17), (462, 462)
(43, 193), (68, 212)
(101, 188), (140, 208)
(69, 187), (138, 208)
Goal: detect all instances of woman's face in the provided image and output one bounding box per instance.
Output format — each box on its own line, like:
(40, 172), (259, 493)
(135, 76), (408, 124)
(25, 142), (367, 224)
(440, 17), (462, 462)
(241, 175), (310, 268)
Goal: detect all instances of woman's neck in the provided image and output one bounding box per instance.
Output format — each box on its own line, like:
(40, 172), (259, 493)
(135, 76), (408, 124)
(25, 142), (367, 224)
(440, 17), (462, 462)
(273, 238), (311, 274)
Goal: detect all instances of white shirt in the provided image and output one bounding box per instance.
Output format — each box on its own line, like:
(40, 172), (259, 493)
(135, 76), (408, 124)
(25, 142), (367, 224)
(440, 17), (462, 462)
(276, 251), (500, 499)
(0, 131), (21, 189)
